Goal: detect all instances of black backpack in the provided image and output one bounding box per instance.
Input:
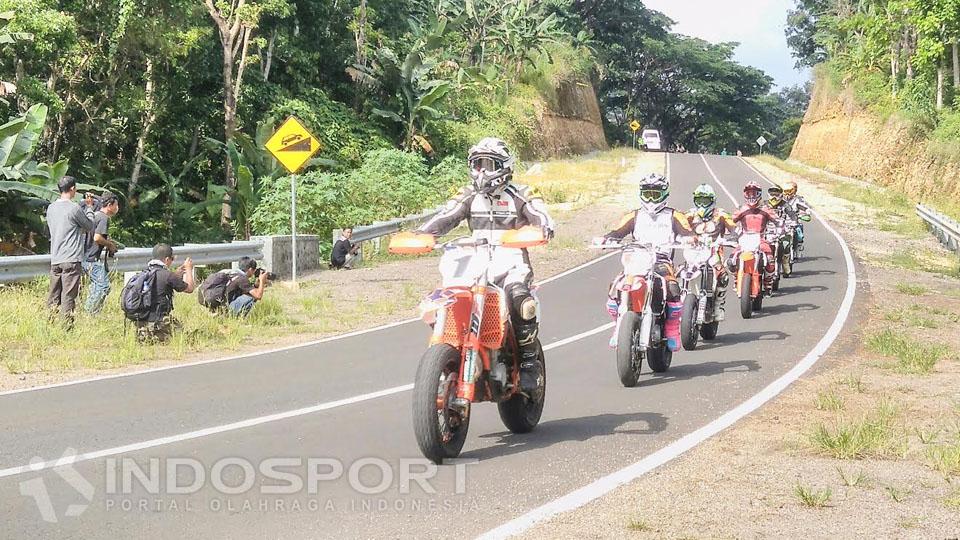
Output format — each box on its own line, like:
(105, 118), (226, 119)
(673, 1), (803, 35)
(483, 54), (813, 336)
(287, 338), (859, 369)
(197, 271), (235, 310)
(121, 267), (160, 321)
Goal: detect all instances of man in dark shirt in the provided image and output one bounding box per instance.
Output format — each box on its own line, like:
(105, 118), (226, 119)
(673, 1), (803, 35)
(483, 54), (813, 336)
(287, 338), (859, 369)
(82, 192), (120, 314)
(331, 227), (360, 269)
(136, 244), (195, 343)
(198, 257), (269, 317)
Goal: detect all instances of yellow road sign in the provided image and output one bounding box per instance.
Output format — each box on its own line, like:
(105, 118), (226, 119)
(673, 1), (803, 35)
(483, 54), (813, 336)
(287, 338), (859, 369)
(265, 116), (322, 173)
(630, 120), (641, 132)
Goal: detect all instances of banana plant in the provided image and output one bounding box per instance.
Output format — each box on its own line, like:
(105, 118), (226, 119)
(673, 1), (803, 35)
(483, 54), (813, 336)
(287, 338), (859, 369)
(350, 46), (452, 151)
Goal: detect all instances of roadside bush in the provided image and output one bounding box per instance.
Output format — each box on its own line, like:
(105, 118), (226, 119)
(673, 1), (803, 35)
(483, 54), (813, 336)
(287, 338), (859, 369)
(430, 86), (538, 159)
(348, 148), (432, 218)
(429, 155), (468, 199)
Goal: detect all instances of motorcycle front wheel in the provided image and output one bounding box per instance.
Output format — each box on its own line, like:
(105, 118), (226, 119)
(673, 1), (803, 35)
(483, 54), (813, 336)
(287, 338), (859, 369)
(412, 344), (470, 463)
(739, 274), (754, 319)
(616, 311), (643, 387)
(680, 293), (700, 351)
(498, 340), (546, 433)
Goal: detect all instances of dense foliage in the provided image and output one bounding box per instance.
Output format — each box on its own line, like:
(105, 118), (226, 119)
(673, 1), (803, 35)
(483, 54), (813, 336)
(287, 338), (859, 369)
(1, 0), (807, 252)
(786, 0), (960, 145)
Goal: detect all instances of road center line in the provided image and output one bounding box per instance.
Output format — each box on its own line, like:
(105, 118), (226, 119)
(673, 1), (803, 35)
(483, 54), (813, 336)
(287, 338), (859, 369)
(699, 154), (739, 206)
(0, 322), (614, 480)
(476, 158), (858, 540)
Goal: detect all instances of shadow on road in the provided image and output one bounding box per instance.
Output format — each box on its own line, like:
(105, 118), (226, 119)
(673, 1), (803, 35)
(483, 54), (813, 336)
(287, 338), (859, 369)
(794, 255), (831, 262)
(777, 284), (828, 294)
(715, 329), (789, 343)
(789, 269), (836, 277)
(464, 411), (668, 461)
(753, 302), (820, 316)
(636, 358), (761, 388)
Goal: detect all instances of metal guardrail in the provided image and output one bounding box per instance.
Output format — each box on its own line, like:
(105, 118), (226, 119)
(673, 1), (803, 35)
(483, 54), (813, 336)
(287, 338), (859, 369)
(342, 207), (441, 244)
(0, 241), (263, 284)
(916, 203), (960, 254)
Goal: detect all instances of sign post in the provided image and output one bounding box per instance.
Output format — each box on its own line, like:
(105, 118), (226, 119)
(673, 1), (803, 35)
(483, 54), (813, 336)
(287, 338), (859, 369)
(756, 135), (768, 155)
(630, 120), (641, 149)
(264, 116), (321, 284)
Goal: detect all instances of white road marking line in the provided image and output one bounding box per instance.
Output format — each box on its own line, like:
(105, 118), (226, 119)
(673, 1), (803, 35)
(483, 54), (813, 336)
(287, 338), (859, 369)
(0, 251), (618, 398)
(477, 156), (858, 540)
(738, 156), (776, 186)
(699, 154), (739, 206)
(0, 323), (614, 479)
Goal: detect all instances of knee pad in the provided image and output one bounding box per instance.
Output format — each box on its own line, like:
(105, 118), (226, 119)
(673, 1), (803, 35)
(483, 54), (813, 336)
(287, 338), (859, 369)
(506, 283), (537, 321)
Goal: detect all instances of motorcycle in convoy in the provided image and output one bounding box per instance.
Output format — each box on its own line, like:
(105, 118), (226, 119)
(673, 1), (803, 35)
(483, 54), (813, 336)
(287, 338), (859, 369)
(388, 226), (548, 463)
(592, 239), (686, 387)
(731, 231), (768, 319)
(764, 221), (788, 291)
(677, 222), (735, 350)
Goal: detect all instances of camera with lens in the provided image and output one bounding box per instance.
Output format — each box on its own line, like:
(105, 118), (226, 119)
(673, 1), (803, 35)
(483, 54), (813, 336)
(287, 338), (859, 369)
(254, 268), (277, 281)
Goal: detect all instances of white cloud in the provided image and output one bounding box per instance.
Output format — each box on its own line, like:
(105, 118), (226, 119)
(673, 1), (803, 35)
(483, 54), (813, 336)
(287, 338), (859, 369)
(641, 0), (810, 88)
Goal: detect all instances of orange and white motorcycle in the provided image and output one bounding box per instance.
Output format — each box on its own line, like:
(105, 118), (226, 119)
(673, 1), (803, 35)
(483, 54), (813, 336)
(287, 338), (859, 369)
(389, 226), (547, 463)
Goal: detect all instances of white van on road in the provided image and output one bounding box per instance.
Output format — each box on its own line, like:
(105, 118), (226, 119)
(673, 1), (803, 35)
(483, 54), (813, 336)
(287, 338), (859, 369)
(641, 129), (662, 151)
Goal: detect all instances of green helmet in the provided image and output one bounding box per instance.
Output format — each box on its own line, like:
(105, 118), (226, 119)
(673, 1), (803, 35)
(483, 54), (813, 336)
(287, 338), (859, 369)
(693, 183), (717, 219)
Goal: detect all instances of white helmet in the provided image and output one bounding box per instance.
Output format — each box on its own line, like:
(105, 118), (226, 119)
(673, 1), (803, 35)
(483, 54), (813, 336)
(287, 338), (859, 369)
(468, 137), (515, 194)
(638, 173), (670, 214)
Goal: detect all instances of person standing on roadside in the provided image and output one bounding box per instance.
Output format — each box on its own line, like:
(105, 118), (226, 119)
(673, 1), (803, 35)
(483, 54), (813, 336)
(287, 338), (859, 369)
(46, 176), (95, 326)
(82, 192), (120, 314)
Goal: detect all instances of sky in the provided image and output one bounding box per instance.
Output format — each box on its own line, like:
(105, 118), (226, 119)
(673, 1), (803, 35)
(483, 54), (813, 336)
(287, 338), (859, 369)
(641, 0), (810, 89)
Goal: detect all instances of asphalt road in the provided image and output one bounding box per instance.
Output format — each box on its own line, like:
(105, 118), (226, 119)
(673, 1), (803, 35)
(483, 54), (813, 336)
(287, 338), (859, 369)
(0, 154), (851, 539)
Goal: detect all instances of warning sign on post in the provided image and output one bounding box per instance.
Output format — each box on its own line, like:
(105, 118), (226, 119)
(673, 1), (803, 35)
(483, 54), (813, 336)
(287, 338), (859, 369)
(265, 116), (322, 173)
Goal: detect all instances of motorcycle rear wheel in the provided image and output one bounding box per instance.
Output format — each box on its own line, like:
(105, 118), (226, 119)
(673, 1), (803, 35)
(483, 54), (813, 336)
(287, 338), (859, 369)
(700, 320), (720, 340)
(752, 290), (764, 311)
(616, 311), (642, 387)
(680, 293), (699, 351)
(412, 344), (470, 463)
(498, 340), (546, 434)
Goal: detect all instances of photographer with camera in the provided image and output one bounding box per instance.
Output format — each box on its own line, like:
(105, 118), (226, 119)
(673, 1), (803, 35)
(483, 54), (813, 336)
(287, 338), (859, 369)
(82, 191), (120, 315)
(197, 257), (273, 317)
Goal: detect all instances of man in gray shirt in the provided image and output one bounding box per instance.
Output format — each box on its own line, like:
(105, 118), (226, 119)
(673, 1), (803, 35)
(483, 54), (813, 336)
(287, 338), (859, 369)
(46, 176), (95, 324)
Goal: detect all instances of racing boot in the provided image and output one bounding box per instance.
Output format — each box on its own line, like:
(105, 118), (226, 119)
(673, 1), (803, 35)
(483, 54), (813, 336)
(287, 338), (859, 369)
(664, 301), (682, 352)
(715, 272), (729, 321)
(516, 319), (543, 398)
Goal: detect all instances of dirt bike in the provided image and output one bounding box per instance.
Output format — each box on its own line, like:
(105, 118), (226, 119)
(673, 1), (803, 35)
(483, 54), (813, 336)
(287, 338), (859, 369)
(764, 224), (786, 292)
(792, 213), (811, 262)
(388, 226), (548, 463)
(593, 239), (684, 387)
(732, 232), (768, 319)
(678, 223), (735, 351)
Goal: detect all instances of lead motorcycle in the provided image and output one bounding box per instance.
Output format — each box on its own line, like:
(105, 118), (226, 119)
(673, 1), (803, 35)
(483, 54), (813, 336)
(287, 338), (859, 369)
(388, 226), (548, 463)
(678, 223), (734, 350)
(593, 239), (684, 387)
(731, 232), (768, 319)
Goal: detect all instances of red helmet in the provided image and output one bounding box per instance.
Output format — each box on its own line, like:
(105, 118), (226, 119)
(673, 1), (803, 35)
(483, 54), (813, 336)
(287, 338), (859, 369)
(743, 181), (762, 208)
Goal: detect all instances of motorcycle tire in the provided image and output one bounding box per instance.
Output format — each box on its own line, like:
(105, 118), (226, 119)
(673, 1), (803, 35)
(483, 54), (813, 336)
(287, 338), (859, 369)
(498, 340), (546, 434)
(700, 321), (720, 340)
(752, 291), (763, 311)
(739, 275), (754, 319)
(680, 293), (699, 351)
(616, 311), (642, 387)
(646, 339), (672, 373)
(412, 344), (469, 463)
(773, 275), (780, 291)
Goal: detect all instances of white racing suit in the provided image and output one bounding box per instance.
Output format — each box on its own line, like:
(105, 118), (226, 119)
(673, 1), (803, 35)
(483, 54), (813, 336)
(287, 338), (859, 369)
(418, 183), (555, 393)
(785, 195), (811, 247)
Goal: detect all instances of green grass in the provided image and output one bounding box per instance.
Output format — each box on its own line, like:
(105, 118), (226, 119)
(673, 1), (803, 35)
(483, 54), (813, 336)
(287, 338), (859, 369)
(795, 483), (832, 508)
(626, 519), (653, 532)
(896, 283), (929, 296)
(837, 372), (866, 393)
(885, 485), (911, 503)
(809, 400), (905, 459)
(836, 466), (869, 488)
(926, 441), (960, 477)
(865, 330), (951, 374)
(518, 148), (638, 205)
(945, 490), (960, 510)
(815, 388), (845, 411)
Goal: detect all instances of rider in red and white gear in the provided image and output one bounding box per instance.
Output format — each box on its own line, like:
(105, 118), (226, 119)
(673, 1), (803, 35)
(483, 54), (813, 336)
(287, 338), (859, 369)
(602, 173), (696, 351)
(731, 181), (778, 288)
(417, 137), (554, 395)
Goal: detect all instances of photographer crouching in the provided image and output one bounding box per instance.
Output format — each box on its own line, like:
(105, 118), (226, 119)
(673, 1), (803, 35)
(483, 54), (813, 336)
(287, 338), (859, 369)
(197, 257), (274, 317)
